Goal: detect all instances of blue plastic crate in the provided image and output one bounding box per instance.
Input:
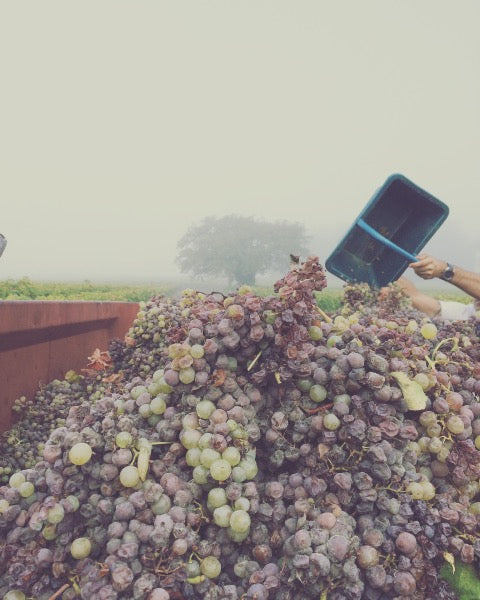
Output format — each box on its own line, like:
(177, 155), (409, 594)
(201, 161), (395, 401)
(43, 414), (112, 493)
(325, 174), (449, 287)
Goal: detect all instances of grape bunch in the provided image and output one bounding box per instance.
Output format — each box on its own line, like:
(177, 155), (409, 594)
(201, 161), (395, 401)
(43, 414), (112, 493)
(109, 295), (186, 379)
(1, 257), (480, 599)
(341, 282), (377, 316)
(0, 375), (103, 480)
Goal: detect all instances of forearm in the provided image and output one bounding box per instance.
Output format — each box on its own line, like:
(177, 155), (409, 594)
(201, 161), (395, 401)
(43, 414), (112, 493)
(394, 277), (441, 317)
(448, 266), (480, 301)
(410, 254), (480, 302)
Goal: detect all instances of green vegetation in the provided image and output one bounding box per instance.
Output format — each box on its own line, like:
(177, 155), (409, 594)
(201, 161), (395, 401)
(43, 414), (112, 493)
(0, 278), (473, 311)
(0, 277), (171, 302)
(440, 559), (480, 600)
(315, 290), (344, 312)
(315, 287), (474, 313)
(428, 289), (473, 304)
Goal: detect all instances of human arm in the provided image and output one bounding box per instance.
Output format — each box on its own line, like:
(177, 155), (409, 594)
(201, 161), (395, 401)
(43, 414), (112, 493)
(393, 276), (441, 317)
(409, 253), (480, 301)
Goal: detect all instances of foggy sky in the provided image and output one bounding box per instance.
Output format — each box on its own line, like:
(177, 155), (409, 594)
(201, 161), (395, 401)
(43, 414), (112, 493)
(1, 1), (479, 289)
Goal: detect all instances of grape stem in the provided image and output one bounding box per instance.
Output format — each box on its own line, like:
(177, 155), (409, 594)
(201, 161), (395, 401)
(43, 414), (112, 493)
(156, 563), (185, 576)
(323, 456), (337, 473)
(247, 350), (263, 372)
(192, 500), (209, 528)
(130, 448), (139, 465)
(48, 583), (70, 600)
(67, 573), (81, 595)
(130, 441), (172, 465)
(315, 306), (332, 323)
(270, 427), (296, 450)
(295, 571), (305, 584)
(7, 435), (22, 447)
(452, 527), (476, 543)
(188, 551), (202, 563)
(300, 402), (334, 414)
(376, 484), (405, 494)
(425, 337), (459, 370)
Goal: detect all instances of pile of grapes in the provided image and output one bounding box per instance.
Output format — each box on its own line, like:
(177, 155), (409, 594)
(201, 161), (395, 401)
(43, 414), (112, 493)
(1, 257), (480, 600)
(0, 375), (107, 480)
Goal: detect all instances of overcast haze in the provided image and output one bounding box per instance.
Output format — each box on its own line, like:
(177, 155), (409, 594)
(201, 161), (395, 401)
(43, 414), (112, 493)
(1, 1), (479, 289)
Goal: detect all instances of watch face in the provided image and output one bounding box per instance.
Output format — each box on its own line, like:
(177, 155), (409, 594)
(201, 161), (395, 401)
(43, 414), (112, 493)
(443, 264), (454, 280)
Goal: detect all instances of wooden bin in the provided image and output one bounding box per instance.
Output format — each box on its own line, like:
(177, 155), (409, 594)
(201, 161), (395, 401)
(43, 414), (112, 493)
(0, 301), (139, 432)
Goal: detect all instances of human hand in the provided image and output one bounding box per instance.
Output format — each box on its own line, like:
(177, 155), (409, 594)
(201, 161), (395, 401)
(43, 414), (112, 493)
(409, 253), (447, 279)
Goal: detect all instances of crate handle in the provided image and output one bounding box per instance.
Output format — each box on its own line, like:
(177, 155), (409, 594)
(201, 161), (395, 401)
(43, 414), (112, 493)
(356, 218), (418, 263)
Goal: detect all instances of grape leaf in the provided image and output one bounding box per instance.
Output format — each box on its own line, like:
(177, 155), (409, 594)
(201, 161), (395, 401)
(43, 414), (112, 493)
(390, 371), (427, 410)
(440, 559), (480, 600)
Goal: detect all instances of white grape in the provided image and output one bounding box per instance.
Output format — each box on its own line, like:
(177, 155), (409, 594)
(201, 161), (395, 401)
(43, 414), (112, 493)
(3, 591), (27, 600)
(234, 497), (250, 511)
(198, 432), (213, 449)
(180, 429), (202, 450)
(200, 556), (222, 578)
(68, 442), (93, 466)
(200, 448), (221, 468)
(70, 537), (92, 559)
(115, 431), (133, 449)
(190, 344), (205, 358)
(210, 459), (232, 481)
(192, 465), (209, 485)
(406, 482), (424, 500)
(18, 481), (35, 498)
(185, 447), (202, 467)
(213, 504), (233, 527)
(179, 367), (195, 384)
(207, 487), (228, 508)
(238, 459), (257, 480)
(231, 466), (247, 483)
(119, 465), (140, 488)
(420, 323), (437, 340)
(222, 446), (241, 466)
(150, 395), (167, 415)
(47, 503), (65, 524)
(9, 472), (26, 488)
(229, 509), (251, 533)
(196, 400), (216, 420)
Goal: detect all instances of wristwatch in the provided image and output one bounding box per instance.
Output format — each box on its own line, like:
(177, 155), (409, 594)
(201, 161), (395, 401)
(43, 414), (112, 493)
(441, 263), (455, 281)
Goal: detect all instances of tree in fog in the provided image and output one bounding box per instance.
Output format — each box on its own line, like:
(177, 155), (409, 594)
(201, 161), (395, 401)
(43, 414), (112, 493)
(176, 215), (309, 285)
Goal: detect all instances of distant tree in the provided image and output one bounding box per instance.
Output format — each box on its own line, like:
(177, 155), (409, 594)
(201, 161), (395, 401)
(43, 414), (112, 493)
(176, 215), (309, 286)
